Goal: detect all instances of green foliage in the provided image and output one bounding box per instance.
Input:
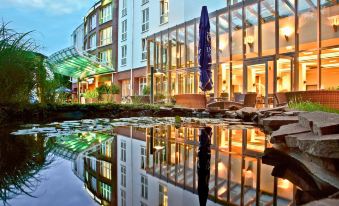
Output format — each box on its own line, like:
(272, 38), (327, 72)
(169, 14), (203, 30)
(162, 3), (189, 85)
(83, 90), (99, 99)
(142, 86), (151, 95)
(288, 100), (339, 114)
(96, 84), (110, 95)
(110, 84), (120, 95)
(0, 22), (70, 105)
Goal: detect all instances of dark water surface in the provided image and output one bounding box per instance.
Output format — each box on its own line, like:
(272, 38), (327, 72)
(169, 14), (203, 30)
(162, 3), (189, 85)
(0, 118), (295, 206)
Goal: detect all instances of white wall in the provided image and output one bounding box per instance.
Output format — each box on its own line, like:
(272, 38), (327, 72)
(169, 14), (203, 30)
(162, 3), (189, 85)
(117, 0), (226, 73)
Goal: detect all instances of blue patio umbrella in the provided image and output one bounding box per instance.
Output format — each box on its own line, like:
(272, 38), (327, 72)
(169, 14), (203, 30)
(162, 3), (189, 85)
(199, 6), (213, 92)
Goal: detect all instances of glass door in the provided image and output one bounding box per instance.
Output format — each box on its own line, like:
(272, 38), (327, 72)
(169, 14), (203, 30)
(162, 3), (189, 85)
(245, 58), (274, 108)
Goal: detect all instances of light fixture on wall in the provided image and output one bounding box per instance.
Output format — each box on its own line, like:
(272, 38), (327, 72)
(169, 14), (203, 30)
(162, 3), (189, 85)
(281, 27), (293, 41)
(329, 15), (339, 32)
(244, 36), (254, 48)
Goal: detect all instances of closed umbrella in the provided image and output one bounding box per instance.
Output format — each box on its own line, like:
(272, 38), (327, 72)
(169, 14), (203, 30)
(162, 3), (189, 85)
(199, 6), (213, 92)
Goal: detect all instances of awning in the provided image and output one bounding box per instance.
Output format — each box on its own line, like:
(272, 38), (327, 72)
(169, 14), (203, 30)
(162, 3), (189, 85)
(47, 46), (114, 79)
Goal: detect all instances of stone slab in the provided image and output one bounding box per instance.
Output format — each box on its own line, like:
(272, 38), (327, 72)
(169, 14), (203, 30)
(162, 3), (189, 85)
(297, 133), (339, 159)
(262, 116), (299, 132)
(285, 132), (313, 148)
(271, 123), (310, 144)
(302, 198), (339, 206)
(298, 112), (339, 135)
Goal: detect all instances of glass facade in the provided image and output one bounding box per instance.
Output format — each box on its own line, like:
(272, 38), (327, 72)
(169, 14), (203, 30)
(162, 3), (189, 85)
(147, 1), (339, 104)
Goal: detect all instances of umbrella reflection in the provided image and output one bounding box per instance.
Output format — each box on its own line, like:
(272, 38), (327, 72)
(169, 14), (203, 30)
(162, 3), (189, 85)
(197, 126), (212, 206)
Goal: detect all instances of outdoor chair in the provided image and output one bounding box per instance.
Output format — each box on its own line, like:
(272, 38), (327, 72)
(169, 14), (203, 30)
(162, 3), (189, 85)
(207, 92), (257, 110)
(234, 92), (245, 103)
(274, 92), (288, 106)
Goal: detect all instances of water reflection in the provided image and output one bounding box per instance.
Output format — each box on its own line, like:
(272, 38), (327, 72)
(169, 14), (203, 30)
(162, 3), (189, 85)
(0, 128), (54, 205)
(197, 127), (212, 206)
(80, 125), (295, 206)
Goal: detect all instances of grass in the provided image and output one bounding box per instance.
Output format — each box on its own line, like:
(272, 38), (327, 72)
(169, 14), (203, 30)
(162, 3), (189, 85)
(288, 101), (339, 114)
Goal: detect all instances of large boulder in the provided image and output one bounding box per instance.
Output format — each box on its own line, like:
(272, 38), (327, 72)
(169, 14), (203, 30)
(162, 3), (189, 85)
(235, 107), (257, 122)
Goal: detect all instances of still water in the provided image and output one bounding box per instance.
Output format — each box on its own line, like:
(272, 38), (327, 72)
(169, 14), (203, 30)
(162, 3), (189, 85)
(0, 118), (295, 206)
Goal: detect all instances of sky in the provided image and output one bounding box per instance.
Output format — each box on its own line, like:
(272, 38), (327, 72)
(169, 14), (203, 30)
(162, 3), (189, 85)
(0, 0), (98, 56)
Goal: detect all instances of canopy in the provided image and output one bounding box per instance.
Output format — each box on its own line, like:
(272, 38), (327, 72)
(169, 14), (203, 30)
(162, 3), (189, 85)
(47, 46), (114, 79)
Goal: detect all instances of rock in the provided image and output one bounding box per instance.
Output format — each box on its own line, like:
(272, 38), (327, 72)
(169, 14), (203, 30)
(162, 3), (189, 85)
(285, 132), (312, 148)
(270, 123), (310, 144)
(235, 107), (258, 122)
(262, 116), (299, 132)
(224, 111), (237, 119)
(297, 133), (339, 159)
(298, 112), (339, 135)
(258, 105), (287, 113)
(302, 198), (339, 206)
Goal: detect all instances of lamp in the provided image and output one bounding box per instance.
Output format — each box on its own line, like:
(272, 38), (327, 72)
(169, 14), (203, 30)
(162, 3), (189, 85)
(244, 35), (254, 48)
(281, 27), (293, 41)
(329, 15), (339, 32)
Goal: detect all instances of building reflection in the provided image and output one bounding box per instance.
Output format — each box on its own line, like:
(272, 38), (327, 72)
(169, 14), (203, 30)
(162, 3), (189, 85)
(81, 125), (295, 206)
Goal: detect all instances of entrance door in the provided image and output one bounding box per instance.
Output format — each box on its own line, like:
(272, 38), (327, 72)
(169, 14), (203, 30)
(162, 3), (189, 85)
(244, 56), (293, 107)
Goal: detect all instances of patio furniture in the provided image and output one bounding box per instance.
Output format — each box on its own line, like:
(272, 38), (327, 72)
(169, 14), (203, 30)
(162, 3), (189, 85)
(274, 92), (288, 106)
(207, 93), (257, 110)
(234, 92), (245, 103)
(174, 94), (207, 109)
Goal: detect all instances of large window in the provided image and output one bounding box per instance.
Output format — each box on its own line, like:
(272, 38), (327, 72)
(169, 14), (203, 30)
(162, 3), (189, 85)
(121, 45), (127, 66)
(142, 8), (149, 32)
(101, 141), (111, 158)
(121, 189), (126, 206)
(142, 38), (147, 60)
(142, 0), (149, 5)
(90, 14), (97, 30)
(100, 3), (112, 24)
(122, 0), (127, 17)
(122, 20), (127, 41)
(100, 161), (112, 180)
(121, 140), (126, 162)
(100, 27), (112, 46)
(159, 184), (168, 206)
(140, 146), (146, 169)
(141, 175), (148, 199)
(160, 0), (169, 24)
(121, 165), (126, 187)
(89, 34), (97, 49)
(91, 176), (97, 191)
(99, 49), (112, 65)
(101, 182), (112, 201)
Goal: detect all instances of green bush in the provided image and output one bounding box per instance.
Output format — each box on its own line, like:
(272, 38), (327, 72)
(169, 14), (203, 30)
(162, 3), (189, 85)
(288, 100), (339, 114)
(142, 86), (151, 95)
(110, 84), (120, 95)
(83, 90), (99, 99)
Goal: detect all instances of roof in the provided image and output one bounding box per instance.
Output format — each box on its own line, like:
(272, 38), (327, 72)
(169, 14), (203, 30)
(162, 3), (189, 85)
(47, 46), (114, 79)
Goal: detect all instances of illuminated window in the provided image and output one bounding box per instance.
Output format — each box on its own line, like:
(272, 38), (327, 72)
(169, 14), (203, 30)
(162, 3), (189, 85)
(159, 184), (168, 206)
(101, 182), (112, 201)
(101, 141), (112, 158)
(122, 20), (127, 41)
(121, 45), (127, 66)
(139, 77), (147, 96)
(141, 175), (148, 199)
(142, 8), (149, 32)
(160, 0), (169, 24)
(99, 49), (112, 65)
(100, 161), (112, 180)
(121, 165), (126, 187)
(122, 0), (127, 17)
(140, 146), (146, 169)
(100, 27), (112, 46)
(142, 38), (147, 60)
(100, 3), (112, 24)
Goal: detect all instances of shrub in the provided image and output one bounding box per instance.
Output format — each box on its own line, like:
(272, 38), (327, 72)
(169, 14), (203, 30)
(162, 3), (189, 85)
(83, 90), (99, 99)
(110, 84), (120, 95)
(142, 86), (151, 95)
(288, 100), (339, 114)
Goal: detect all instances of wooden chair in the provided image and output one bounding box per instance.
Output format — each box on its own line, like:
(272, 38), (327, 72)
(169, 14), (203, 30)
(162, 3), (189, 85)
(207, 93), (257, 109)
(274, 92), (288, 106)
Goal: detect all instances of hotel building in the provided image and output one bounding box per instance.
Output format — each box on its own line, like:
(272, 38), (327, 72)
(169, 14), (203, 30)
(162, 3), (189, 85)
(147, 0), (339, 104)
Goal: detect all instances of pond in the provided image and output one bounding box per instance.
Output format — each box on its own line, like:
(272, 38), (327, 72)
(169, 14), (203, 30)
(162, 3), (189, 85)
(0, 117), (295, 206)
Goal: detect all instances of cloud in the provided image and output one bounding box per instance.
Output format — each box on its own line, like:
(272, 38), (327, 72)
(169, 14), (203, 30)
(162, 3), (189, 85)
(1, 0), (94, 15)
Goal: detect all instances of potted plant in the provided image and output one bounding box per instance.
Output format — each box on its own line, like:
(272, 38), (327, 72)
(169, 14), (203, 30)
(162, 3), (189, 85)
(96, 84), (110, 102)
(109, 84), (120, 102)
(83, 90), (99, 104)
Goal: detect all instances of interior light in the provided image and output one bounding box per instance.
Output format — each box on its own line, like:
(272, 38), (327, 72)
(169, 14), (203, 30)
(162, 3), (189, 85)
(328, 15), (339, 32)
(281, 27), (293, 41)
(244, 35), (254, 48)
